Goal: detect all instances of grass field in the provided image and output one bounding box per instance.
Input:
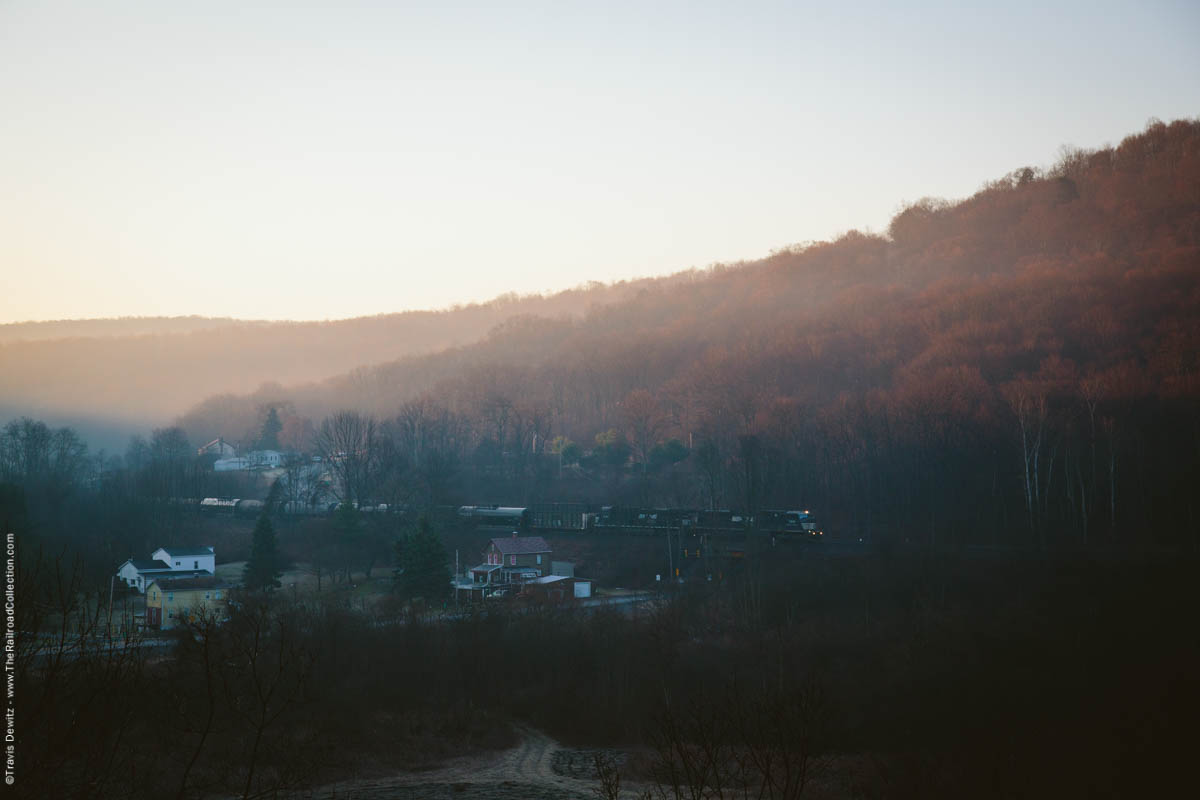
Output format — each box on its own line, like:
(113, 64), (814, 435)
(215, 561), (395, 596)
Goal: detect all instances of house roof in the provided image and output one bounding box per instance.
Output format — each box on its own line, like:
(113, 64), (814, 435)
(156, 546), (215, 557)
(122, 559), (170, 572)
(147, 570), (214, 582)
(489, 536), (551, 555)
(148, 576), (232, 591)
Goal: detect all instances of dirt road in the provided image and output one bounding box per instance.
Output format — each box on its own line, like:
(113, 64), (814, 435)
(309, 726), (632, 799)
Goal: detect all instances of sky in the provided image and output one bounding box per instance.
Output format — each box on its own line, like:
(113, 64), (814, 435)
(1, 0), (1197, 323)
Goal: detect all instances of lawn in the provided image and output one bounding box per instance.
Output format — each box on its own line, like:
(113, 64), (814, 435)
(215, 561), (395, 596)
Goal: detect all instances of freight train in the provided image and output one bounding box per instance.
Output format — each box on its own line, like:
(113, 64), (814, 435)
(186, 497), (824, 537)
(458, 503), (825, 537)
(190, 497), (394, 517)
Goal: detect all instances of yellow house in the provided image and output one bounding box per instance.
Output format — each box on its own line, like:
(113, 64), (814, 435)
(145, 577), (233, 630)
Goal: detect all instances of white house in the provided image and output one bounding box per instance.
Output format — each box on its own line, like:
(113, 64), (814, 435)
(152, 546), (216, 574)
(198, 438), (237, 458)
(117, 559), (171, 593)
(247, 450), (284, 468)
(213, 450), (285, 471)
(117, 546), (216, 594)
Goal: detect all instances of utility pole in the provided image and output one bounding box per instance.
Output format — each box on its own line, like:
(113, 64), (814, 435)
(666, 528), (673, 584)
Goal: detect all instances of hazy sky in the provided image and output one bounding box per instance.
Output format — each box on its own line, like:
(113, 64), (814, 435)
(2, 1), (1197, 323)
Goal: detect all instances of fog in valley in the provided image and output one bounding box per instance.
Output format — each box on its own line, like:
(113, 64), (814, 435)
(0, 282), (650, 450)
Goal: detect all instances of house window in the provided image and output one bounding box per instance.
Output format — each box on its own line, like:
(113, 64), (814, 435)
(536, 554), (542, 565)
(167, 610), (174, 618)
(151, 592), (157, 600)
(215, 591), (222, 600)
(510, 555), (516, 565)
(204, 592), (210, 600)
(194, 560), (199, 569)
(175, 561), (181, 567)
(168, 593), (174, 602)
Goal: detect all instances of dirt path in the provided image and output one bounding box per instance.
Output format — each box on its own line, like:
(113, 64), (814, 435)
(308, 726), (615, 799)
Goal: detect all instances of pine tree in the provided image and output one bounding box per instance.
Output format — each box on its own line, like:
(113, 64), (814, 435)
(394, 515), (451, 602)
(259, 406), (283, 451)
(333, 500), (363, 582)
(244, 514), (283, 590)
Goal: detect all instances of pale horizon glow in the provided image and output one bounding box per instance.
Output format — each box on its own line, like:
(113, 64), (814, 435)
(2, 1), (1197, 323)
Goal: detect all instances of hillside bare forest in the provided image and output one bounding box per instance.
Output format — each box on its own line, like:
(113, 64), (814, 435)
(173, 118), (1200, 549)
(4, 118), (1199, 800)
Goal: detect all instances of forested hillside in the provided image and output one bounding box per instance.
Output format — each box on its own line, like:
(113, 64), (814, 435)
(0, 280), (666, 435)
(182, 118), (1200, 548)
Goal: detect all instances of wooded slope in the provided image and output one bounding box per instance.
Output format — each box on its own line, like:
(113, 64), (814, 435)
(180, 119), (1200, 545)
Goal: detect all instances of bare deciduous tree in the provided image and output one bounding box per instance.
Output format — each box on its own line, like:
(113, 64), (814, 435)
(315, 410), (379, 504)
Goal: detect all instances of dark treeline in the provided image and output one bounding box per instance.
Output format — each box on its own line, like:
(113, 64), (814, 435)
(12, 540), (1197, 798)
(182, 118), (1200, 550)
(0, 417), (269, 583)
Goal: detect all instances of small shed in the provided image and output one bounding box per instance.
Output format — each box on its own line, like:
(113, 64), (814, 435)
(521, 574), (575, 603)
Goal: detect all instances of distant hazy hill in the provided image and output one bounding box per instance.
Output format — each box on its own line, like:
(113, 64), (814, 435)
(0, 316), (258, 343)
(0, 281), (670, 442)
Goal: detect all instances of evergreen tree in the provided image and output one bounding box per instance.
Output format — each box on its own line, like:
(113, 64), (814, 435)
(331, 500), (363, 581)
(259, 406), (283, 451)
(394, 515), (451, 602)
(244, 514), (284, 590)
(334, 499), (361, 539)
